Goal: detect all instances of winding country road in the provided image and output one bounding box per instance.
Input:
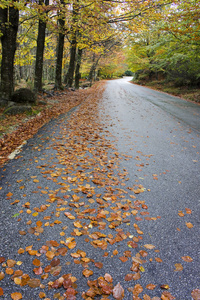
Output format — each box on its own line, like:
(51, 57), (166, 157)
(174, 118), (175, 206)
(0, 78), (199, 299)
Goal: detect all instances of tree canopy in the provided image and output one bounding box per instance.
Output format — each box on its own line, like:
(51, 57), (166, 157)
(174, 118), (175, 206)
(0, 0), (199, 100)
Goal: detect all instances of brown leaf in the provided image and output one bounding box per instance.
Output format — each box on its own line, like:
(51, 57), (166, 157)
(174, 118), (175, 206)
(143, 295), (151, 300)
(191, 289), (200, 300)
(133, 284), (143, 295)
(143, 244), (155, 250)
(113, 282), (124, 300)
(104, 273), (113, 283)
(11, 292), (22, 300)
(161, 291), (175, 299)
(119, 256), (128, 262)
(27, 278), (41, 288)
(155, 257), (162, 263)
(124, 274), (133, 281)
(52, 277), (64, 288)
(50, 258), (60, 267)
(0, 288), (3, 296)
(33, 266), (43, 275)
(94, 262), (103, 269)
(0, 257), (5, 264)
(0, 271), (5, 281)
(7, 259), (16, 267)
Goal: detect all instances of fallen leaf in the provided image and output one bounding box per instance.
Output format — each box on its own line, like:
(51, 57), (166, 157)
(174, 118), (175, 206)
(191, 289), (200, 300)
(113, 282), (124, 300)
(0, 272), (5, 281)
(0, 288), (3, 296)
(82, 269), (93, 277)
(143, 244), (155, 250)
(186, 222), (193, 229)
(104, 273), (113, 283)
(143, 295), (151, 300)
(185, 208), (192, 214)
(155, 257), (162, 263)
(182, 256), (193, 262)
(146, 283), (156, 290)
(27, 278), (40, 288)
(11, 292), (22, 300)
(160, 284), (170, 290)
(174, 263), (183, 271)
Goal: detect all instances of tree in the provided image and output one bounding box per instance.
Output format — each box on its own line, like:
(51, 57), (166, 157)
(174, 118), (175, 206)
(0, 1), (19, 101)
(55, 0), (66, 89)
(126, 0), (200, 87)
(34, 0), (49, 92)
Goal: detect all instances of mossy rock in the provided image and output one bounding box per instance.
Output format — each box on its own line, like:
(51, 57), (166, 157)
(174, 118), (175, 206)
(11, 88), (36, 105)
(4, 105), (33, 115)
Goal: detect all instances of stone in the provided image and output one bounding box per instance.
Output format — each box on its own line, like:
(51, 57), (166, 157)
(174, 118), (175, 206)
(11, 88), (36, 105)
(4, 105), (33, 115)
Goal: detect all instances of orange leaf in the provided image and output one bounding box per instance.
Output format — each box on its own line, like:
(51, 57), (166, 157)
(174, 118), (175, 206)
(185, 208), (192, 214)
(174, 263), (183, 271)
(68, 241), (76, 249)
(146, 283), (156, 290)
(11, 292), (22, 300)
(0, 271), (5, 281)
(0, 288), (3, 296)
(143, 244), (155, 250)
(46, 251), (55, 260)
(186, 222), (193, 229)
(155, 257), (162, 263)
(182, 256), (193, 262)
(82, 269), (93, 277)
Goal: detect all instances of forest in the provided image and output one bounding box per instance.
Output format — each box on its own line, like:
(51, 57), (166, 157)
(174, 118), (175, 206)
(0, 0), (199, 102)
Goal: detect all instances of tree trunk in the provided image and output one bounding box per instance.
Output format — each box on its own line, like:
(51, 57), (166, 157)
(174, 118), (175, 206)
(55, 0), (65, 90)
(65, 0), (79, 88)
(0, 4), (19, 101)
(75, 48), (83, 89)
(34, 0), (49, 93)
(65, 36), (77, 88)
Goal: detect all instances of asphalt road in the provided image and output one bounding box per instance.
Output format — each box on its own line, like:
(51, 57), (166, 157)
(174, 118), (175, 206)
(0, 78), (199, 299)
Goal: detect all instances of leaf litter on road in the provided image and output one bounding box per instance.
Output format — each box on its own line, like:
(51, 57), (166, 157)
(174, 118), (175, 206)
(0, 81), (199, 299)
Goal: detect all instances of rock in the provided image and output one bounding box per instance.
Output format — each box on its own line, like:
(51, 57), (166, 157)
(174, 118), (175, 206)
(38, 100), (47, 105)
(4, 105), (33, 115)
(11, 88), (36, 105)
(0, 99), (8, 107)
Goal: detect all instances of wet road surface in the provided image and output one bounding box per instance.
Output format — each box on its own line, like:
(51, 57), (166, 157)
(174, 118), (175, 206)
(0, 78), (199, 299)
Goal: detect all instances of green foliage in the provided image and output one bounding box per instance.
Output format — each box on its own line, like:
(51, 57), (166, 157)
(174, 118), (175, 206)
(127, 1), (200, 87)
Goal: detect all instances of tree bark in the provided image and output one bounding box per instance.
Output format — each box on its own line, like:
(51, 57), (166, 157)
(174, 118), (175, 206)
(0, 4), (19, 101)
(75, 48), (82, 89)
(34, 0), (49, 93)
(65, 0), (79, 88)
(65, 35), (77, 88)
(55, 0), (65, 89)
